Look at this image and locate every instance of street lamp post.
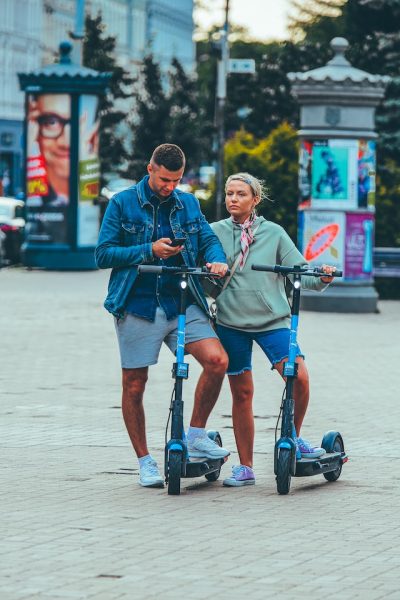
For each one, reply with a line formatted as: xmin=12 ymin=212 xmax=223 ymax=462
xmin=213 ymin=0 xmax=256 ymax=220
xmin=70 ymin=0 xmax=86 ymax=66
xmin=215 ymin=0 xmax=230 ymax=221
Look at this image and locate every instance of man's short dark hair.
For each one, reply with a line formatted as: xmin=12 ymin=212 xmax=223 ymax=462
xmin=151 ymin=144 xmax=186 ymax=171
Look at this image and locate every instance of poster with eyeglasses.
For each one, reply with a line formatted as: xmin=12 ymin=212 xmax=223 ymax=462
xmin=25 ymin=93 xmax=70 ymax=244
xmin=77 ymin=95 xmax=100 ymax=247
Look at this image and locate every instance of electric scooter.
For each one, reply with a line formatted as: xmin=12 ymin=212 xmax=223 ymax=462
xmin=251 ymin=263 xmax=348 ymax=495
xmin=137 ymin=264 xmax=226 ymax=495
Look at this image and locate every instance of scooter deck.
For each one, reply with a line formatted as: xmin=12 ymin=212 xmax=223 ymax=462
xmin=294 ymin=451 xmax=347 ymax=478
xmin=183 ymin=457 xmax=224 ymax=478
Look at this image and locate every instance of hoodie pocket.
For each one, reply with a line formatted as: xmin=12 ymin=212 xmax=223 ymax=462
xmin=217 ymin=289 xmax=289 ymax=328
xmin=218 ymin=290 xmax=269 ymax=328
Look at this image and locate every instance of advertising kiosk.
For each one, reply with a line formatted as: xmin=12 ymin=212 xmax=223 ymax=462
xmin=288 ymin=38 xmax=390 ymax=312
xmin=18 ymin=42 xmax=111 ymax=269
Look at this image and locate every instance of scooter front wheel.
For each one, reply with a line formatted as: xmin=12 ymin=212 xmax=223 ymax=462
xmin=276 ymin=448 xmax=292 ymax=495
xmin=168 ymin=450 xmax=182 ymax=495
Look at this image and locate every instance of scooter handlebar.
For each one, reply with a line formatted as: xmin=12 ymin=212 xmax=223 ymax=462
xmin=136 ymin=265 xmax=229 ymax=278
xmin=251 ymin=264 xmax=343 ymax=278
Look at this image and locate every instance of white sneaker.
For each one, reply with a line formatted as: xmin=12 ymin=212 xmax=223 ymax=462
xmin=187 ymin=436 xmax=230 ymax=459
xmin=139 ymin=460 xmax=164 ymax=488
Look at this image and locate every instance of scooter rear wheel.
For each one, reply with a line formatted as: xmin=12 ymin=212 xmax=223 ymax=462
xmin=168 ymin=450 xmax=182 ymax=495
xmin=276 ymin=448 xmax=292 ymax=495
xmin=323 ymin=435 xmax=344 ymax=482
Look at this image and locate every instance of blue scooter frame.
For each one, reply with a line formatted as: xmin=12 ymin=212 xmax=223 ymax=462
xmin=251 ymin=264 xmax=348 ymax=494
xmin=137 ymin=265 xmax=225 ymax=495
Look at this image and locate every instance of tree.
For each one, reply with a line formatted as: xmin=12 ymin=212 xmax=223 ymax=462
xmin=126 ymin=55 xmax=214 ymax=179
xmin=196 ymin=31 xmax=333 ymax=155
xmin=289 ymin=0 xmax=346 ymax=42
xmin=82 ymin=13 xmax=134 ymax=182
xmin=126 ymin=55 xmax=170 ymax=180
xmin=167 ymin=58 xmax=211 ymax=173
xmin=224 ymin=123 xmax=299 ymax=240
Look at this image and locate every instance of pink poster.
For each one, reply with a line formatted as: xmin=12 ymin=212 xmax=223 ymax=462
xmin=345 ymin=213 xmax=374 ymax=280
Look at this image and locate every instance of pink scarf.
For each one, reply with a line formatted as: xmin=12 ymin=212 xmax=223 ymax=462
xmin=232 ymin=212 xmax=257 ymax=270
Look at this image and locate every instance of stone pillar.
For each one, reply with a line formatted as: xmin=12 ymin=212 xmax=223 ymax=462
xmin=288 ymin=38 xmax=390 ymax=312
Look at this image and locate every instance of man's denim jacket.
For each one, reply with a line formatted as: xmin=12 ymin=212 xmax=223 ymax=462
xmin=95 ymin=177 xmax=227 ymax=319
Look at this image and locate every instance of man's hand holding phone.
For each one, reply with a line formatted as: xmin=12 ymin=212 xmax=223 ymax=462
xmin=169 ymin=237 xmax=186 ymax=247
xmin=152 ymin=237 xmax=185 ymax=259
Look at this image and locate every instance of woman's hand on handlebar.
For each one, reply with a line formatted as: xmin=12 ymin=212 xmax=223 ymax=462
xmin=320 ymin=264 xmax=337 ymax=283
xmin=206 ymin=262 xmax=229 ymax=277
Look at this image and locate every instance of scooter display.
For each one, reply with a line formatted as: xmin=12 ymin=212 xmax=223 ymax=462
xmin=137 ymin=264 xmax=226 ymax=495
xmin=251 ymin=263 xmax=348 ymax=495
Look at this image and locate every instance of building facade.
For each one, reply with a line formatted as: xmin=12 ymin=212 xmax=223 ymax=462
xmin=0 ymin=0 xmax=194 ymax=195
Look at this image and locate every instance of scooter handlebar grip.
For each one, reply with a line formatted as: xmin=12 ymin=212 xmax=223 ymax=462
xmin=137 ymin=265 xmax=163 ymax=274
xmin=251 ymin=264 xmax=277 ymax=272
xmin=317 ymin=269 xmax=343 ymax=278
xmin=204 ymin=269 xmax=231 ymax=277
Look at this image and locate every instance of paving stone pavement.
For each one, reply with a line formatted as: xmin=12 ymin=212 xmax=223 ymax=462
xmin=1 ymin=267 xmax=399 ymax=600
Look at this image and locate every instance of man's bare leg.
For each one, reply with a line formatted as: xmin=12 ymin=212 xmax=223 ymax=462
xmin=122 ymin=367 xmax=149 ymax=458
xmin=185 ymin=338 xmax=228 ymax=426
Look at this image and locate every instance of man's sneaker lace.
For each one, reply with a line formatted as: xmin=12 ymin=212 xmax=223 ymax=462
xmin=139 ymin=459 xmax=164 ymax=488
xmin=296 ymin=437 xmax=325 ymax=459
xmin=223 ymin=465 xmax=255 ymax=487
xmin=187 ymin=436 xmax=230 ymax=459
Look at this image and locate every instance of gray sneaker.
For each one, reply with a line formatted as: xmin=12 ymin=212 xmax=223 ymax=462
xmin=139 ymin=460 xmax=164 ymax=488
xmin=187 ymin=436 xmax=230 ymax=459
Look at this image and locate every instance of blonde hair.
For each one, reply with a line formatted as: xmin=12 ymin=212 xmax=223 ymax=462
xmin=225 ymin=172 xmax=270 ymax=203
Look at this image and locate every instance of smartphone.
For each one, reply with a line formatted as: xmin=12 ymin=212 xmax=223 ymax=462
xmin=169 ymin=237 xmax=186 ymax=247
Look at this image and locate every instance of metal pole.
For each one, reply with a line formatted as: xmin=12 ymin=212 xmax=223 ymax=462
xmin=215 ymin=0 xmax=229 ymax=221
xmin=70 ymin=0 xmax=85 ymax=65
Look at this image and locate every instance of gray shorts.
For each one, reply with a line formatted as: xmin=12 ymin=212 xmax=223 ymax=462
xmin=114 ymin=304 xmax=218 ymax=369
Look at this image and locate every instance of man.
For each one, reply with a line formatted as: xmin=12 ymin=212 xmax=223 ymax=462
xmin=95 ymin=144 xmax=230 ymax=488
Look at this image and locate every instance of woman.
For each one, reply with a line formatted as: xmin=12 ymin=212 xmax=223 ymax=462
xmin=210 ymin=172 xmax=335 ymax=487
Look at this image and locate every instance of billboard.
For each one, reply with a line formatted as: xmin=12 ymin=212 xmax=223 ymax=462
xmin=26 ymin=93 xmax=71 ymax=244
xmin=357 ymin=140 xmax=376 ymax=210
xmin=299 ymin=139 xmax=375 ymax=211
xmin=298 ymin=210 xmax=345 ymax=272
xmin=299 ymin=141 xmax=312 ymax=208
xmin=298 ymin=210 xmax=375 ymax=280
xmin=77 ymin=95 xmax=100 ymax=247
xmin=345 ymin=213 xmax=374 ymax=280
xmin=311 ymin=140 xmax=358 ymax=209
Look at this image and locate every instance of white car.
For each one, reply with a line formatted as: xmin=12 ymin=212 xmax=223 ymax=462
xmin=0 ymin=197 xmax=25 ymax=264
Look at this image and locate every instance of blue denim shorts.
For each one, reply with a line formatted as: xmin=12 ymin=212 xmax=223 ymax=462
xmin=215 ymin=325 xmax=304 ymax=375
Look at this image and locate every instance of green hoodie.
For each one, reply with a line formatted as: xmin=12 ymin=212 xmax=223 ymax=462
xmin=210 ymin=216 xmax=327 ymax=332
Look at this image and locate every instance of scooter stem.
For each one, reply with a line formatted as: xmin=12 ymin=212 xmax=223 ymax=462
xmin=171 ymin=274 xmax=189 ymax=442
